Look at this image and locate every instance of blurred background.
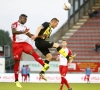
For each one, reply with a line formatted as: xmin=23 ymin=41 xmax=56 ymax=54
xmin=0 ymin=0 xmax=100 ymax=84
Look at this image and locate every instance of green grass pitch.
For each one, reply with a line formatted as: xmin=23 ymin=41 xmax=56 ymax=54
xmin=0 ymin=83 xmax=100 ymax=90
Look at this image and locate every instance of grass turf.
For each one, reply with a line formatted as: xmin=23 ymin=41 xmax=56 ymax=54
xmin=0 ymin=83 xmax=100 ymax=90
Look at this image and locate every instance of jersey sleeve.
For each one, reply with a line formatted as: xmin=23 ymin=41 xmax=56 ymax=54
xmin=42 ymin=22 xmax=49 ymax=28
xmin=68 ymin=49 xmax=72 ymax=56
xmin=11 ymin=22 xmax=18 ymax=29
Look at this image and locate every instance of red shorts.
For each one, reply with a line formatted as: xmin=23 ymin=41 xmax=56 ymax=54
xmin=22 ymin=74 xmax=27 ymax=80
xmin=86 ymin=75 xmax=90 ymax=78
xmin=22 ymin=74 xmax=27 ymax=77
xmin=12 ymin=42 xmax=34 ymax=60
xmin=59 ymin=65 xmax=68 ymax=76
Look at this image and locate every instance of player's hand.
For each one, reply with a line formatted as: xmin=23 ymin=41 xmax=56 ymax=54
xmin=69 ymin=53 xmax=76 ymax=60
xmin=23 ymin=28 xmax=30 ymax=34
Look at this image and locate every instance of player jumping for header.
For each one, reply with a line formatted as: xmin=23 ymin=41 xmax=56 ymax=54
xmin=32 ymin=18 xmax=76 ymax=80
xmin=11 ymin=14 xmax=47 ymax=88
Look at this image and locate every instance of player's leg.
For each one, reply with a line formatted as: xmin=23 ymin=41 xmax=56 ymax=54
xmin=53 ymin=43 xmax=76 ymax=61
xmin=23 ymin=42 xmax=44 ymax=66
xmin=60 ymin=66 xmax=72 ymax=90
xmin=88 ymin=75 xmax=90 ymax=83
xmin=59 ymin=66 xmax=64 ymax=90
xmin=35 ymin=40 xmax=54 ymax=80
xmin=87 ymin=75 xmax=90 ymax=83
xmin=39 ymin=50 xmax=52 ymax=80
xmin=22 ymin=74 xmax=23 ymax=82
xmin=23 ymin=74 xmax=25 ymax=82
xmin=12 ymin=43 xmax=23 ymax=88
xmin=24 ymin=74 xmax=27 ymax=82
xmin=86 ymin=75 xmax=88 ymax=83
xmin=27 ymin=74 xmax=30 ymax=82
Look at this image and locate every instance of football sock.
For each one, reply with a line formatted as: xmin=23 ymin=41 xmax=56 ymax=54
xmin=24 ymin=75 xmax=27 ymax=82
xmin=14 ymin=61 xmax=19 ymax=82
xmin=57 ymin=46 xmax=68 ymax=58
xmin=40 ymin=60 xmax=50 ymax=74
xmin=60 ymin=77 xmax=64 ymax=90
xmin=63 ymin=77 xmax=70 ymax=89
xmin=44 ymin=60 xmax=50 ymax=64
xmin=32 ymin=51 xmax=44 ymax=66
xmin=88 ymin=77 xmax=89 ymax=81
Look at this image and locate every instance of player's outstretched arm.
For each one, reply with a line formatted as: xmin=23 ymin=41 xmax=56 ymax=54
xmin=26 ymin=32 xmax=34 ymax=38
xmin=12 ymin=28 xmax=29 ymax=34
xmin=35 ymin=25 xmax=44 ymax=36
xmin=68 ymin=59 xmax=73 ymax=66
xmin=26 ymin=32 xmax=44 ymax=40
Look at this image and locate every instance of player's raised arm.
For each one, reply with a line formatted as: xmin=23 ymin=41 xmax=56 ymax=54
xmin=35 ymin=22 xmax=49 ymax=36
xmin=26 ymin=31 xmax=35 ymax=38
xmin=35 ymin=25 xmax=44 ymax=37
xmin=12 ymin=27 xmax=29 ymax=34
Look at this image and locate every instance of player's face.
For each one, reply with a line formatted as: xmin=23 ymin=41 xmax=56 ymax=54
xmin=20 ymin=16 xmax=27 ymax=24
xmin=51 ymin=20 xmax=59 ymax=29
xmin=62 ymin=41 xmax=67 ymax=47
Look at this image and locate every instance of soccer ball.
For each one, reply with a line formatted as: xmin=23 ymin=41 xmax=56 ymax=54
xmin=63 ymin=2 xmax=71 ymax=10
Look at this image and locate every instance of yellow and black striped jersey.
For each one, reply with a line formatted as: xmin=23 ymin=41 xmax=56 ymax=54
xmin=38 ymin=22 xmax=52 ymax=40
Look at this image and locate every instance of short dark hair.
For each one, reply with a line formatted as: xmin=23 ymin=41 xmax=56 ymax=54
xmin=51 ymin=18 xmax=59 ymax=22
xmin=19 ymin=14 xmax=27 ymax=18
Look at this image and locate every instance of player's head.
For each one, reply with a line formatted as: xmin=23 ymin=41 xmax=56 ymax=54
xmin=19 ymin=14 xmax=27 ymax=24
xmin=23 ymin=65 xmax=25 ymax=67
xmin=50 ymin=18 xmax=59 ymax=29
xmin=62 ymin=40 xmax=67 ymax=47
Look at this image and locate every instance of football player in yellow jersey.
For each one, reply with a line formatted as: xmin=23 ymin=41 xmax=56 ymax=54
xmin=33 ymin=18 xmax=76 ymax=80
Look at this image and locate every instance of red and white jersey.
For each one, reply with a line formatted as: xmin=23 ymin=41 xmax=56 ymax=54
xmin=11 ymin=22 xmax=28 ymax=42
xmin=59 ymin=48 xmax=72 ymax=66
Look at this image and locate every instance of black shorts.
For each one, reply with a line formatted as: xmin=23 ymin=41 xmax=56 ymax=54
xmin=35 ymin=39 xmax=54 ymax=56
xmin=27 ymin=74 xmax=30 ymax=77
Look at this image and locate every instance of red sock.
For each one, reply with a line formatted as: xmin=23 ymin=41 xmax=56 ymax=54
xmin=24 ymin=76 xmax=25 ymax=82
xmin=24 ymin=75 xmax=27 ymax=82
xmin=60 ymin=77 xmax=64 ymax=90
xmin=32 ymin=51 xmax=44 ymax=66
xmin=14 ymin=61 xmax=19 ymax=81
xmin=63 ymin=77 xmax=70 ymax=89
xmin=88 ymin=77 xmax=89 ymax=81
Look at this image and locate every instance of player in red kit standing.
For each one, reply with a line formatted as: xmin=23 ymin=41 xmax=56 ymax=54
xmin=11 ymin=14 xmax=47 ymax=88
xmin=56 ymin=40 xmax=74 ymax=90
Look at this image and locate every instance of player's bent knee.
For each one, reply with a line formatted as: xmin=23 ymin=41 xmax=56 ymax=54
xmin=46 ymin=53 xmax=52 ymax=61
xmin=53 ymin=43 xmax=59 ymax=48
